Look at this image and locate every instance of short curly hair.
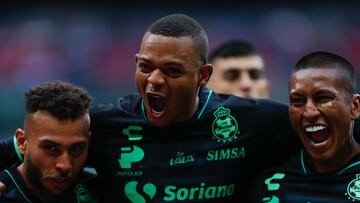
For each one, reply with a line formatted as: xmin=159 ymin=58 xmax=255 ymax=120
xmin=25 ymin=81 xmax=92 ymax=120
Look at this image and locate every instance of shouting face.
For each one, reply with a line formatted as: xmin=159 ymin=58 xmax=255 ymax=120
xmin=135 ymin=33 xmax=211 ymax=127
xmin=289 ymin=68 xmax=360 ymax=169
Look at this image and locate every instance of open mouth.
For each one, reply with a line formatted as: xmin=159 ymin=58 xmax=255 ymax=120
xmin=147 ymin=93 xmax=167 ymax=114
xmin=305 ymin=125 xmax=330 ymax=145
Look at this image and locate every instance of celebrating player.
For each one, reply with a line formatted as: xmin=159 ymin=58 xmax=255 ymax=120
xmin=252 ymin=51 xmax=360 ymax=202
xmin=1 ymin=14 xmax=300 ymax=202
xmin=0 ymin=81 xmax=98 ymax=203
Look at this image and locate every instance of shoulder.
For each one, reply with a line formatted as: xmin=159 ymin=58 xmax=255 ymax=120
xmin=256 ymin=151 xmax=303 ymax=182
xmin=0 ymin=169 xmax=13 ymax=186
xmin=90 ymin=94 xmax=142 ymax=124
xmin=0 ymin=167 xmax=27 ymax=202
xmin=204 ymin=90 xmax=288 ymax=120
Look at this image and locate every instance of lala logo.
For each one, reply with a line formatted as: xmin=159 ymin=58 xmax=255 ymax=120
xmin=169 ymin=152 xmax=195 ymax=166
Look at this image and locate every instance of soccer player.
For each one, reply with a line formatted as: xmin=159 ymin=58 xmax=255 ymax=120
xmin=1 ymin=14 xmax=300 ymax=202
xmin=251 ymin=51 xmax=360 ymax=202
xmin=87 ymin=14 xmax=298 ymax=202
xmin=0 ymin=81 xmax=98 ymax=203
xmin=207 ymin=40 xmax=270 ymax=98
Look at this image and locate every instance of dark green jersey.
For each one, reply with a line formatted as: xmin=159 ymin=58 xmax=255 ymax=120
xmin=89 ymin=87 xmax=300 ymax=202
xmin=252 ymin=149 xmax=360 ymax=203
xmin=0 ymin=165 xmax=99 ymax=203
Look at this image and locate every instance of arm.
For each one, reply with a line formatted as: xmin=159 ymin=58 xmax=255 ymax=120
xmin=0 ymin=136 xmax=22 ymax=170
xmin=0 ymin=135 xmax=22 ymax=194
xmin=262 ymin=100 xmax=301 ymax=166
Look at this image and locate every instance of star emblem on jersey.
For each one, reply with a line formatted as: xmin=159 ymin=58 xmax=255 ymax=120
xmin=346 ymin=174 xmax=360 ymax=201
xmin=211 ymin=107 xmax=239 ymax=143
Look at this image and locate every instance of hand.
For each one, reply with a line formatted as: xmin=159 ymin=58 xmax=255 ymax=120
xmin=0 ymin=181 xmax=6 ymax=196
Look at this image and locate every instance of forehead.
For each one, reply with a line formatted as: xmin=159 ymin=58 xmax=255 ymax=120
xmin=213 ymin=56 xmax=264 ymax=70
xmin=25 ymin=111 xmax=90 ymax=142
xmin=139 ymin=33 xmax=199 ymax=61
xmin=289 ymin=68 xmax=349 ymax=91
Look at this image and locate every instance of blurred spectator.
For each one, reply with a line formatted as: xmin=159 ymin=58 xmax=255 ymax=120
xmin=207 ymin=40 xmax=270 ymax=98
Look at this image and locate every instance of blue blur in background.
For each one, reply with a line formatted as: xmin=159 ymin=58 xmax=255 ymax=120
xmin=0 ymin=2 xmax=360 ymax=137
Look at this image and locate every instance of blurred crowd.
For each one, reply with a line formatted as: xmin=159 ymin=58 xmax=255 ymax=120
xmin=0 ymin=3 xmax=360 ymax=136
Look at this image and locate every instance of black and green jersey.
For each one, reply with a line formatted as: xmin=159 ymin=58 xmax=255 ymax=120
xmin=88 ymin=87 xmax=300 ymax=202
xmin=0 ymin=165 xmax=99 ymax=203
xmin=251 ymin=149 xmax=360 ymax=203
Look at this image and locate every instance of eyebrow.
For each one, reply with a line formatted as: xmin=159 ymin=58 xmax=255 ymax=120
xmin=137 ymin=56 xmax=153 ymax=65
xmin=39 ymin=139 xmax=88 ymax=146
xmin=315 ymin=89 xmax=336 ymax=94
xmin=39 ymin=140 xmax=60 ymax=146
xmin=137 ymin=56 xmax=184 ymax=68
xmin=289 ymin=91 xmax=302 ymax=97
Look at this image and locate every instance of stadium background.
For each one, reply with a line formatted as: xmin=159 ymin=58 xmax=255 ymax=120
xmin=0 ymin=2 xmax=359 ymax=137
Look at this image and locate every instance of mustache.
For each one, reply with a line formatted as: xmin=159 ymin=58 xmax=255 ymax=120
xmin=41 ymin=172 xmax=72 ymax=179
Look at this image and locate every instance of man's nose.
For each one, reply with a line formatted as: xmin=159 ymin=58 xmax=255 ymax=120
xmin=303 ymin=100 xmax=321 ymax=121
xmin=239 ymin=71 xmax=252 ymax=88
xmin=237 ymin=72 xmax=252 ymax=96
xmin=147 ymin=69 xmax=165 ymax=85
xmin=56 ymin=152 xmax=72 ymax=173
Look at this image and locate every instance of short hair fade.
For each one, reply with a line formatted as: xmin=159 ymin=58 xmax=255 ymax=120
xmin=147 ymin=13 xmax=209 ymax=64
xmin=209 ymin=40 xmax=261 ymax=63
xmin=25 ymin=81 xmax=92 ymax=120
xmin=294 ymin=51 xmax=356 ymax=95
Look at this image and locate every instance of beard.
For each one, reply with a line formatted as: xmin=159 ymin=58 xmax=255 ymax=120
xmin=25 ymin=155 xmax=77 ymax=203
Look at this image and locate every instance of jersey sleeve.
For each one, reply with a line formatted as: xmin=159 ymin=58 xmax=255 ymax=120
xmin=87 ymin=104 xmax=116 ymax=168
xmin=261 ymin=100 xmax=302 ymax=166
xmin=0 ymin=136 xmax=22 ymax=170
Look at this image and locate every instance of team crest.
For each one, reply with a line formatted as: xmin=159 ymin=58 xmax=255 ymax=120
xmin=212 ymin=107 xmax=239 ymax=143
xmin=75 ymin=184 xmax=98 ymax=203
xmin=346 ymin=174 xmax=360 ymax=201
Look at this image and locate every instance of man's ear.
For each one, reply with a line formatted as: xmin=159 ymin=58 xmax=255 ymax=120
xmin=135 ymin=53 xmax=139 ymax=63
xmin=15 ymin=129 xmax=27 ymax=155
xmin=351 ymin=94 xmax=360 ymax=119
xmin=198 ymin=64 xmax=213 ymax=87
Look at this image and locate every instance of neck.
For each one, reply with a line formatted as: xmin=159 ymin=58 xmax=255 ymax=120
xmin=307 ymin=135 xmax=360 ymax=173
xmin=175 ymin=90 xmax=200 ymax=125
xmin=17 ymin=164 xmax=31 ymax=190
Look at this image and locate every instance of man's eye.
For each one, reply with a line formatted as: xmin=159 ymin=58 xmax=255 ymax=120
xmin=290 ymin=97 xmax=305 ymax=106
xmin=223 ymin=69 xmax=240 ymax=82
xmin=138 ymin=63 xmax=152 ymax=73
xmin=44 ymin=145 xmax=57 ymax=153
xmin=167 ymin=67 xmax=182 ymax=76
xmin=318 ymin=96 xmax=333 ymax=103
xmin=70 ymin=144 xmax=86 ymax=156
xmin=248 ymin=69 xmax=263 ymax=80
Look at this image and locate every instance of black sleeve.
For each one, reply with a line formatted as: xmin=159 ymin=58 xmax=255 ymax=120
xmin=0 ymin=136 xmax=22 ymax=170
xmin=262 ymin=100 xmax=302 ymax=167
xmin=86 ymin=104 xmax=114 ymax=168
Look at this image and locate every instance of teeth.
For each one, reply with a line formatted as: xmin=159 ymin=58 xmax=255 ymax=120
xmin=305 ymin=125 xmax=326 ymax=132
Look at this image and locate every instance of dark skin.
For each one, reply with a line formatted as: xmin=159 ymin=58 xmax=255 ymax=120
xmin=289 ymin=68 xmax=360 ymax=173
xmin=7 ymin=111 xmax=90 ymax=200
xmin=135 ymin=33 xmax=213 ymax=127
xmin=0 ymin=33 xmax=214 ymax=195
